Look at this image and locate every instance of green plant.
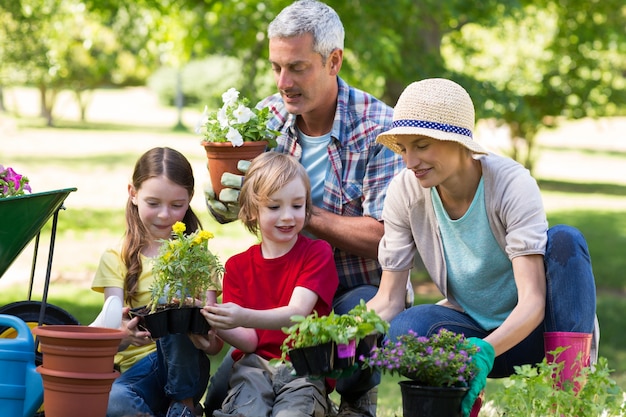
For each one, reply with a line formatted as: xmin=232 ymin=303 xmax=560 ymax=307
xmin=361 ymin=328 xmax=479 ymax=388
xmin=149 ymin=221 xmax=223 ymax=311
xmin=195 ymin=87 xmax=279 ymax=148
xmin=0 ymin=165 xmax=31 ymax=197
xmin=491 ymin=351 xmax=625 ymax=416
xmin=348 ymin=299 xmax=390 ymax=340
xmin=273 ymin=300 xmax=389 ymax=365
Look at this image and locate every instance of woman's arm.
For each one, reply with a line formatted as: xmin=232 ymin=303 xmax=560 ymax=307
xmin=483 ymin=254 xmax=546 ymax=356
xmin=366 ymin=269 xmax=410 ymax=323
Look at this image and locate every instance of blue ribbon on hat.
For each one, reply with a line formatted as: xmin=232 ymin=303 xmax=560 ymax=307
xmin=392 ymin=119 xmax=472 ymax=138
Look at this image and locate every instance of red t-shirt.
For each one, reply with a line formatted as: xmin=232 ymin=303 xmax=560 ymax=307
xmin=224 ymin=234 xmax=339 ymax=361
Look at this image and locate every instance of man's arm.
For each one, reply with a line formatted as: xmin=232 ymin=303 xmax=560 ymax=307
xmin=304 ymin=207 xmax=383 ymax=260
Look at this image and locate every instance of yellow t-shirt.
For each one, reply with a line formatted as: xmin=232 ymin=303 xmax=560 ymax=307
xmin=91 ymin=247 xmax=156 ymax=373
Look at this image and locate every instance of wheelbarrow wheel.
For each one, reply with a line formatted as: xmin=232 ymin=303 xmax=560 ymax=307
xmin=0 ymin=300 xmax=80 ymax=417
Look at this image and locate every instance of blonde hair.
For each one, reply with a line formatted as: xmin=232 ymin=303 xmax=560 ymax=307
xmin=238 ymin=152 xmax=312 ymax=236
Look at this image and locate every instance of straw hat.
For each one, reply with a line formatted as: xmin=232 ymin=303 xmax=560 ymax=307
xmin=377 ymin=78 xmax=487 ymax=154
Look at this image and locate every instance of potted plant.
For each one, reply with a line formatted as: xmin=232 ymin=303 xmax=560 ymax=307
xmin=0 ymin=165 xmax=31 ymax=197
xmin=130 ymin=221 xmax=223 ymax=338
xmin=361 ymin=328 xmax=479 ymax=417
xmin=274 ymin=300 xmax=389 ymax=377
xmin=490 ymin=351 xmax=625 ymax=416
xmin=195 ymin=87 xmax=280 ymax=198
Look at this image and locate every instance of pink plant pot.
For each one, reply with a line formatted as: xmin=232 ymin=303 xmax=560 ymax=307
xmin=544 ymin=331 xmax=591 ymax=391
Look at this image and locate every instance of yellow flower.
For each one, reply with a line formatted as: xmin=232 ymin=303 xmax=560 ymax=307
xmin=199 ymin=230 xmax=214 ymax=240
xmin=150 ymin=221 xmax=223 ymax=309
xmin=172 ymin=221 xmax=186 ymax=235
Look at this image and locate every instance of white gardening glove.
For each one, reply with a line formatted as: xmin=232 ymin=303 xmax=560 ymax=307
xmin=204 ymin=160 xmax=250 ymax=224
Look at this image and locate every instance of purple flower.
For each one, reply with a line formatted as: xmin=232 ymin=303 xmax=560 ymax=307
xmin=361 ymin=328 xmax=479 ymax=388
xmin=0 ymin=166 xmax=31 ymax=198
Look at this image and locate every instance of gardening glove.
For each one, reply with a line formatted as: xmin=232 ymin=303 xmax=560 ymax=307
xmin=461 ymin=337 xmax=495 ymax=417
xmin=204 ymin=160 xmax=251 ymax=224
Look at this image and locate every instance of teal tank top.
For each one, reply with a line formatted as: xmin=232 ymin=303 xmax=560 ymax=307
xmin=431 ymin=178 xmax=517 ymax=330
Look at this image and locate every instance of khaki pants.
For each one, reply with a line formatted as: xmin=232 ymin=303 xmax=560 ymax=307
xmin=213 ymin=353 xmax=328 ymax=417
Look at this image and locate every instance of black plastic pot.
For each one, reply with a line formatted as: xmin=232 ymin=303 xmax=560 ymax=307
xmin=289 ymin=342 xmax=334 ymax=376
xmin=333 ymin=339 xmax=356 ymax=370
xmin=189 ymin=307 xmax=211 ymax=335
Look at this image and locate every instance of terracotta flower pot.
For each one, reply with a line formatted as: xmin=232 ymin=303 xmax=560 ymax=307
xmin=202 ymin=140 xmax=268 ymax=197
xmin=32 ymin=325 xmax=124 ymax=417
xmin=36 ymin=366 xmax=120 ymax=417
xmin=33 ymin=325 xmax=125 ymax=374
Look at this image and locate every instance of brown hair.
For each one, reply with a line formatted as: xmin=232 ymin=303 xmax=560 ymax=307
xmin=122 ymin=147 xmax=201 ymax=306
xmin=238 ymin=152 xmax=311 ymax=236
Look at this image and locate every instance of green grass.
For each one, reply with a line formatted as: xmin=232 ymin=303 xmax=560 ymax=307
xmin=547 ymin=209 xmax=626 ymax=289
xmin=0 ymin=283 xmax=102 ymax=326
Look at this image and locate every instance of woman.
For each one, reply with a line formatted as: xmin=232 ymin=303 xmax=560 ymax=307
xmin=366 ymin=78 xmax=598 ymax=417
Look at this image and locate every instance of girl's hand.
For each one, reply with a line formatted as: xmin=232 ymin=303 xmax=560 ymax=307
xmin=118 ymin=307 xmax=153 ymax=350
xmin=189 ymin=330 xmax=224 ymax=355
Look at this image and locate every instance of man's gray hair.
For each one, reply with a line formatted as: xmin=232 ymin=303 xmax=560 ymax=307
xmin=268 ymin=0 xmax=344 ymax=62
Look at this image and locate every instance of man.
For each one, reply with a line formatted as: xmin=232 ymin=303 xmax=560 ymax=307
xmin=205 ymin=1 xmax=404 ymax=416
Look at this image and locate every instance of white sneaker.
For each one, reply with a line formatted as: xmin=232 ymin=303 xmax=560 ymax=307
xmin=89 ymin=296 xmax=123 ymax=329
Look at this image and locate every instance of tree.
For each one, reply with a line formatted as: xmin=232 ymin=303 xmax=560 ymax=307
xmin=1 ymin=0 xmax=157 ymax=125
xmin=444 ymin=1 xmax=626 ymax=169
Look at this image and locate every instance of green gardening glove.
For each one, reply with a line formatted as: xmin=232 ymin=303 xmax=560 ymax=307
xmin=461 ymin=338 xmax=495 ymax=417
xmin=204 ymin=160 xmax=251 ymax=224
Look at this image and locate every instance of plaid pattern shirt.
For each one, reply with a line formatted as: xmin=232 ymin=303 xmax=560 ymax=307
xmin=258 ymin=77 xmax=404 ymax=290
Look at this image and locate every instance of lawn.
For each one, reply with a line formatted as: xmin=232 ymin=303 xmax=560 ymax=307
xmin=1 ymin=88 xmax=625 ymax=416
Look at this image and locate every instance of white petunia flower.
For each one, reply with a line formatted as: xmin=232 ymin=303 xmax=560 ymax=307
xmin=226 ymin=127 xmax=243 ymax=147
xmin=217 ymin=107 xmax=229 ymax=128
xmin=222 ymin=88 xmax=239 ymax=107
xmin=233 ymin=104 xmax=254 ymax=124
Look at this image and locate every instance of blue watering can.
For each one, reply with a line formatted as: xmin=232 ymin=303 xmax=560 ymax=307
xmin=0 ymin=314 xmax=43 ymax=417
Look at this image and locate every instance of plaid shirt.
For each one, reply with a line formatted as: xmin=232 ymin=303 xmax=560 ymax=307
xmin=258 ymin=77 xmax=404 ymax=290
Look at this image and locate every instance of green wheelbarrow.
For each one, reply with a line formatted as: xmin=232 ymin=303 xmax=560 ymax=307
xmin=0 ymin=188 xmax=81 ymax=417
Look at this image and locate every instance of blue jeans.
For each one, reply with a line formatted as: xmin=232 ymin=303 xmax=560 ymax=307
xmin=107 ymin=333 xmax=210 ymax=417
xmin=389 ymin=225 xmax=597 ymax=378
xmin=203 ymin=285 xmax=380 ymax=414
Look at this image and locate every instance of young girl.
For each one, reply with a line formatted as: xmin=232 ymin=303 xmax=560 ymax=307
xmin=196 ymin=152 xmax=339 ymax=417
xmin=91 ymin=147 xmax=223 ymax=417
